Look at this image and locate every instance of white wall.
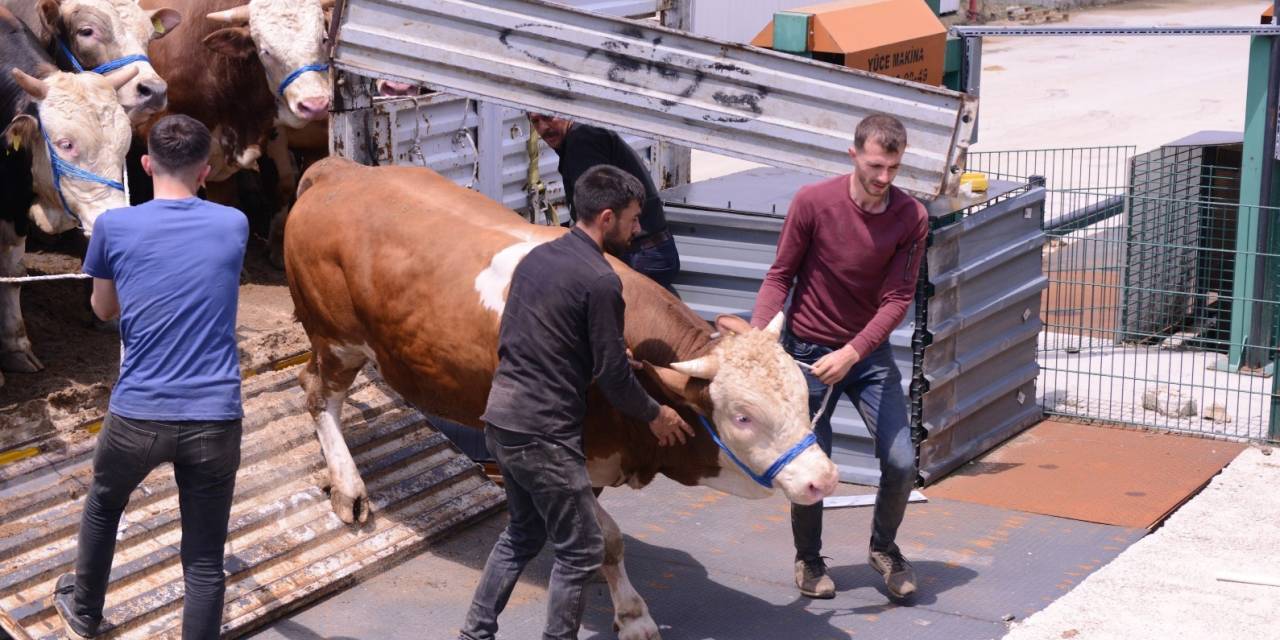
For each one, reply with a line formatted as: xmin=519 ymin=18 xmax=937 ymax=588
xmin=688 ymin=0 xmax=799 ymax=44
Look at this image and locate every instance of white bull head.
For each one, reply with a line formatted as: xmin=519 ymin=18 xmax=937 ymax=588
xmin=649 ymin=312 xmax=840 ymax=505
xmin=4 ymin=67 xmax=137 ymax=235
xmin=37 ymin=0 xmax=182 ymax=124
xmin=204 ymin=0 xmax=331 ymax=129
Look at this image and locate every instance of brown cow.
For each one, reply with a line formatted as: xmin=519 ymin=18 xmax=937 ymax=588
xmin=285 ymin=157 xmax=839 ymax=639
xmin=140 ymin=0 xmax=330 ymax=182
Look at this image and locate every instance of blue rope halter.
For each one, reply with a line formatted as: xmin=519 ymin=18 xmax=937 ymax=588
xmin=57 ymin=38 xmax=150 ymax=75
xmin=277 ymin=62 xmax=329 ymax=96
xmin=38 ymin=116 xmax=126 ymax=227
xmin=696 ymin=415 xmax=819 ymax=489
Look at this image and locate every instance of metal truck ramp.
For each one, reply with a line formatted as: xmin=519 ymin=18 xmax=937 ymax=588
xmin=330 ymin=0 xmax=976 ymax=198
xmin=0 ymin=365 xmax=504 ymax=640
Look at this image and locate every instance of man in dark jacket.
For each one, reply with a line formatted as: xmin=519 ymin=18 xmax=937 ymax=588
xmin=528 ymin=113 xmax=681 ymax=292
xmin=459 ymin=165 xmax=692 ymax=640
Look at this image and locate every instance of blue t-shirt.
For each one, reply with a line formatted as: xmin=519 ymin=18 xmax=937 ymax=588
xmin=83 ymin=197 xmax=249 ymax=421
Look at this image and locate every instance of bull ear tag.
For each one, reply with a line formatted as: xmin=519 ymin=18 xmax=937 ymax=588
xmin=153 ymin=17 xmax=167 ymax=34
xmin=7 ymin=132 xmax=20 ymax=152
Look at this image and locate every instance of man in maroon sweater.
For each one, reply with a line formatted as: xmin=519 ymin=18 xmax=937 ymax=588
xmin=751 ymin=114 xmax=927 ymax=601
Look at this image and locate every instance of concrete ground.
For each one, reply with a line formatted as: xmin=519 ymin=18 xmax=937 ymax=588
xmin=691 ymin=0 xmax=1260 ymax=182
xmin=249 ymin=477 xmax=1145 ymax=640
xmin=1004 ymin=446 xmax=1280 ymax=640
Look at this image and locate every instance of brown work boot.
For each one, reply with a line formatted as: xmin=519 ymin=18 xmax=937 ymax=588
xmin=868 ymin=548 xmax=918 ymax=599
xmin=794 ymin=558 xmax=835 ymax=599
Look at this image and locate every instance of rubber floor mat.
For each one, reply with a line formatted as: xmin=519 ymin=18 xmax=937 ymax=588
xmin=926 ymin=420 xmax=1246 ymax=529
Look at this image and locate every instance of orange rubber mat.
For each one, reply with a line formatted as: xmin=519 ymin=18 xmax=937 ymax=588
xmin=926 ymin=420 xmax=1246 ymax=529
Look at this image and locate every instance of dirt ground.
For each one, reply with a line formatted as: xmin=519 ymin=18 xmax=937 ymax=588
xmin=0 ymin=232 xmax=305 ymax=447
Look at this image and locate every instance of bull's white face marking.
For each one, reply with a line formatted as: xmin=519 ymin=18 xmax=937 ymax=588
xmin=474 ymin=240 xmax=544 ymax=317
xmin=688 ymin=330 xmax=840 ymax=505
xmin=248 ymin=0 xmax=329 ymax=126
xmin=58 ymin=0 xmax=170 ymax=123
xmin=31 ymin=71 xmax=133 ymax=235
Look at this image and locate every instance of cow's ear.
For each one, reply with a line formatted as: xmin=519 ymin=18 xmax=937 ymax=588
xmin=4 ymin=115 xmax=39 ymax=154
xmin=148 ymin=8 xmax=182 ymax=40
xmin=642 ymin=362 xmax=710 ymax=413
xmin=714 ymin=314 xmax=752 ymax=336
xmin=36 ymin=0 xmax=62 ymax=41
xmin=202 ymin=27 xmax=255 ymax=59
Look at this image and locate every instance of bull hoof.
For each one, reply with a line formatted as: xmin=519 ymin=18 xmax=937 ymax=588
xmin=328 ymin=487 xmax=371 ymax=524
xmin=0 ymin=349 xmax=44 ymax=373
xmin=614 ymin=614 xmax=661 ymax=640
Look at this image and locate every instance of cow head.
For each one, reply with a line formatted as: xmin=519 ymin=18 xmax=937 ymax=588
xmin=204 ymin=0 xmax=332 ymax=129
xmin=4 ymin=67 xmax=136 ymax=235
xmin=37 ymin=0 xmax=182 ymax=124
xmin=646 ymin=313 xmax=840 ymax=505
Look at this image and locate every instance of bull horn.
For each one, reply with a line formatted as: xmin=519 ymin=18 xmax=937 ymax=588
xmin=763 ymin=311 xmax=785 ymax=337
xmin=11 ymin=69 xmax=48 ymax=100
xmin=207 ymin=4 xmax=250 ymax=24
xmin=670 ymin=354 xmax=719 ymax=380
xmin=104 ymin=65 xmax=140 ymax=91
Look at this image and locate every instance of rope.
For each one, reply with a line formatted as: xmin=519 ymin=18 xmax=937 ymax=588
xmin=0 ymin=273 xmax=91 ymax=284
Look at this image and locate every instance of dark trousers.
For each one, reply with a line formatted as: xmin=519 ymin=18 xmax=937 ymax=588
xmin=461 ymin=426 xmax=604 ymax=640
xmin=71 ymin=413 xmax=241 ymax=640
xmin=625 ymin=235 xmax=680 ymax=293
xmin=784 ymin=334 xmax=916 ymax=560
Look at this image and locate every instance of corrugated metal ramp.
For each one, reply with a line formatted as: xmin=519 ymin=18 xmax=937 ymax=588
xmin=0 ymin=365 xmax=504 ymax=640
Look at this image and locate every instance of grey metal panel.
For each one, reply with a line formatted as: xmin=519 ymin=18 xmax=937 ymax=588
xmin=332 ymin=0 xmax=977 ymax=198
xmin=916 ymin=186 xmax=1048 ymax=483
xmin=337 ymin=92 xmax=659 ymax=217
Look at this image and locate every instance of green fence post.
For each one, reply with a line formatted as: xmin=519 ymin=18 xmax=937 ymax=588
xmin=771 ymin=11 xmax=812 ymax=57
xmin=1230 ymin=35 xmax=1280 ymax=372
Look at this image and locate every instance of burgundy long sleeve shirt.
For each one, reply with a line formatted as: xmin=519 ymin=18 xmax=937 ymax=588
xmin=750 ymin=175 xmax=928 ymax=358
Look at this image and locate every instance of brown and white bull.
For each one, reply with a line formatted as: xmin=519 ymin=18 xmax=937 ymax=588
xmin=2 ymin=0 xmax=181 ymax=124
xmin=285 ymin=157 xmax=839 ymax=639
xmin=1 ymin=6 xmax=138 ymax=384
xmin=140 ymin=0 xmax=330 ymax=182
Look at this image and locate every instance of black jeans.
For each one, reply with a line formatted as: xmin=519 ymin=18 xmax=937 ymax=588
xmin=71 ymin=413 xmax=241 ymax=640
xmin=783 ymin=333 xmax=916 ymax=560
xmin=625 ymin=235 xmax=680 ymax=293
xmin=461 ymin=426 xmax=604 ymax=640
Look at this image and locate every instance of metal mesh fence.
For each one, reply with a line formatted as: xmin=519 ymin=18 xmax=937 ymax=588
xmin=969 ymin=144 xmax=1279 ymax=442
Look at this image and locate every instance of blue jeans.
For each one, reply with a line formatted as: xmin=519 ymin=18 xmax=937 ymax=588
xmin=625 ymin=236 xmax=680 ymax=293
xmin=461 ymin=426 xmax=604 ymax=640
xmin=72 ymin=413 xmax=241 ymax=640
xmin=783 ymin=333 xmax=916 ymax=558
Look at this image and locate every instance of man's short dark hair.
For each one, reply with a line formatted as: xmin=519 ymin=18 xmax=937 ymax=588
xmin=573 ymin=165 xmax=645 ymax=223
xmin=147 ymin=114 xmax=211 ymax=173
xmin=854 ymin=113 xmax=908 ymax=154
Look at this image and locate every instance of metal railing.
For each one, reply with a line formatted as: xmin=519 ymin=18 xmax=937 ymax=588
xmin=970 ymin=144 xmax=1279 ymax=442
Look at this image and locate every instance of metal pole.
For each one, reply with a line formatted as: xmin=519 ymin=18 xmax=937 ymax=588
xmin=1267 ymin=1 xmax=1280 ymax=441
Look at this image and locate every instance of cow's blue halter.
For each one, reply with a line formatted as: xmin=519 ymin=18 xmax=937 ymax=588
xmin=57 ymin=38 xmax=150 ymax=75
xmin=697 ymin=415 xmax=818 ymax=489
xmin=695 ymin=360 xmax=832 ymax=489
xmin=278 ymin=62 xmax=329 ymax=96
xmin=38 ymin=115 xmax=126 ymax=226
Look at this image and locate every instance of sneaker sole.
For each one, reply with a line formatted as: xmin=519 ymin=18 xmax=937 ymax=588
xmin=797 ymin=586 xmax=836 ymax=599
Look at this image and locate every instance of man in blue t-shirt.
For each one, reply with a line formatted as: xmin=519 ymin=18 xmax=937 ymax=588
xmin=53 ymin=115 xmax=248 ymax=640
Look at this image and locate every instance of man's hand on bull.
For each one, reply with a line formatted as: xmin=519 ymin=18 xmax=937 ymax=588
xmin=810 ymin=345 xmax=861 ymax=386
xmin=649 ymin=405 xmax=694 ymax=446
xmin=626 ymin=348 xmax=642 ymax=370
